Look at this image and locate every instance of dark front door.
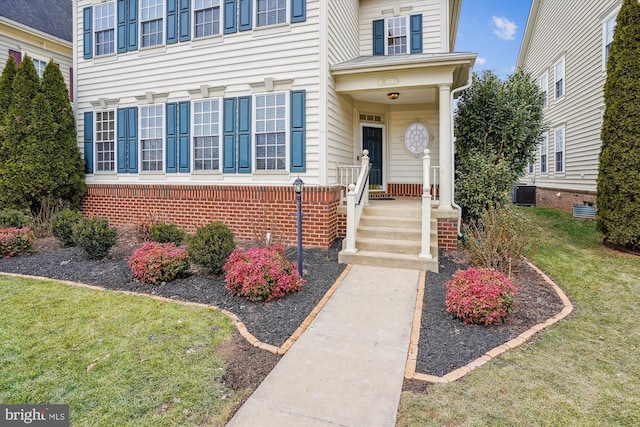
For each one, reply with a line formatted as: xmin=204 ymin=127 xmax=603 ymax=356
xmin=362 ymin=126 xmax=383 ymax=189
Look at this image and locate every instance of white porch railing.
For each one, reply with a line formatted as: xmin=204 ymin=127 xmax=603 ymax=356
xmin=337 ymin=164 xmax=361 ymax=203
xmin=420 ymin=149 xmax=433 ymax=259
xmin=343 ymin=150 xmax=370 ymax=254
xmin=430 ymin=166 xmax=440 ymax=201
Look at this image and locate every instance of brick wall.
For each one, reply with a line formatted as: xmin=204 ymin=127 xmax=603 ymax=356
xmin=536 ymin=187 xmax=596 ymax=212
xmin=386 ymin=183 xmax=439 ymax=199
xmin=82 ymin=184 xmax=342 ymax=248
xmin=437 ymin=218 xmax=459 ymax=250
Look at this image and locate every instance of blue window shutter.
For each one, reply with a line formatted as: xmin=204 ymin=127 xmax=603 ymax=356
xmin=223 ymin=98 xmax=237 ymax=173
xmin=127 ymin=0 xmax=138 ymax=51
xmin=117 ymin=108 xmax=127 ymax=172
xmin=373 ymin=19 xmax=384 ymax=56
xmin=84 ymin=112 xmax=94 ymax=173
xmin=290 ymin=90 xmax=306 ymax=172
xmin=410 ymin=14 xmax=422 ymax=54
xmin=237 ymin=96 xmax=251 ymax=173
xmin=117 ymin=0 xmax=127 ymax=52
xmin=179 ymin=0 xmax=191 ymax=41
xmin=224 ymin=0 xmax=237 ymax=34
xmin=178 ymin=101 xmax=190 ymax=172
xmin=127 ymin=108 xmax=138 ymax=172
xmin=238 ymin=0 xmax=251 ymax=31
xmin=166 ymin=0 xmax=178 ymax=44
xmin=83 ymin=7 xmax=93 ymax=59
xmin=166 ymin=103 xmax=178 ymax=172
xmin=291 ymin=0 xmax=305 ymax=23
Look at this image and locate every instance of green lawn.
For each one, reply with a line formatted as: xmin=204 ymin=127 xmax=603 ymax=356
xmin=0 ymin=277 xmax=243 ymax=426
xmin=398 ymin=207 xmax=640 ymax=426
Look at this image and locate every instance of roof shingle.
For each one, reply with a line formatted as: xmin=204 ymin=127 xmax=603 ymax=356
xmin=0 ymin=0 xmax=72 ymax=43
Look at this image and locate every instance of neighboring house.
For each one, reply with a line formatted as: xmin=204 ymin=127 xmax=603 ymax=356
xmin=74 ymin=0 xmax=475 ymax=270
xmin=0 ymin=0 xmax=74 ymax=97
xmin=517 ymin=0 xmax=621 ymax=212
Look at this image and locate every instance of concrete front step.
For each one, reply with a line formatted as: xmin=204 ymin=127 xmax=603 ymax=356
xmin=338 ymin=250 xmax=439 ymax=272
xmin=358 ymin=216 xmax=422 ymax=229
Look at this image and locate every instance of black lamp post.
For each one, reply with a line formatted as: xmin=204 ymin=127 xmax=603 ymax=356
xmin=293 ymin=177 xmax=304 ymax=276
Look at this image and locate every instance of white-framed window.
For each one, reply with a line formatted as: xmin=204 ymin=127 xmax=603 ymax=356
xmin=404 ymin=122 xmax=428 ymax=155
xmin=94 ymin=2 xmax=115 ymax=56
xmin=539 ymin=71 xmax=548 ymax=107
xmin=540 ymin=133 xmax=548 ymax=174
xmin=254 ymin=92 xmax=288 ymax=171
xmin=32 ymin=58 xmax=47 ymax=79
xmin=554 ymin=56 xmax=565 ymax=99
xmin=140 ymin=105 xmax=164 ymax=171
xmin=192 ymin=98 xmax=221 ymax=171
xmin=603 ymin=10 xmax=618 ymax=69
xmin=386 ymin=16 xmax=408 ymax=55
xmin=256 ymin=0 xmax=286 ymax=27
xmin=528 ymin=160 xmax=535 ymax=175
xmin=194 ymin=0 xmax=221 ymax=38
xmin=141 ymin=0 xmax=164 ymax=47
xmin=555 ymin=127 xmax=565 ymax=173
xmin=95 ymin=110 xmax=116 ymax=172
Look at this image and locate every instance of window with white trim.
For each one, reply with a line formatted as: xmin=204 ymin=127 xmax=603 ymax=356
xmin=540 ymin=133 xmax=548 ymax=174
xmin=141 ymin=0 xmax=164 ymax=47
xmin=193 ymin=99 xmax=221 ymax=171
xmin=32 ymin=58 xmax=47 ymax=79
xmin=540 ymin=71 xmax=548 ymax=107
xmin=94 ymin=2 xmax=115 ymax=56
xmin=95 ymin=110 xmax=115 ymax=172
xmin=256 ymin=0 xmax=286 ymax=27
xmin=255 ymin=92 xmax=287 ymax=171
xmin=603 ymin=12 xmax=617 ymax=67
xmin=554 ymin=56 xmax=565 ymax=99
xmin=555 ymin=127 xmax=565 ymax=173
xmin=528 ymin=160 xmax=535 ymax=174
xmin=194 ymin=0 xmax=220 ymax=38
xmin=386 ymin=16 xmax=408 ymax=55
xmin=140 ymin=105 xmax=164 ymax=171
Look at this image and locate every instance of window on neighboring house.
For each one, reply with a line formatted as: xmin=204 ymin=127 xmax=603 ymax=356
xmin=193 ymin=99 xmax=221 ymax=170
xmin=94 ymin=2 xmax=115 ymax=55
xmin=554 ymin=56 xmax=565 ymax=99
xmin=32 ymin=58 xmax=47 ymax=79
xmin=603 ymin=13 xmax=617 ymax=67
xmin=555 ymin=127 xmax=565 ymax=173
xmin=95 ymin=110 xmax=115 ymax=172
xmin=540 ymin=71 xmax=548 ymax=107
xmin=528 ymin=160 xmax=535 ymax=175
xmin=256 ymin=0 xmax=286 ymax=27
xmin=540 ymin=133 xmax=548 ymax=174
xmin=141 ymin=0 xmax=164 ymax=47
xmin=140 ymin=105 xmax=164 ymax=171
xmin=386 ymin=16 xmax=408 ymax=55
xmin=255 ymin=92 xmax=287 ymax=171
xmin=194 ymin=0 xmax=220 ymax=38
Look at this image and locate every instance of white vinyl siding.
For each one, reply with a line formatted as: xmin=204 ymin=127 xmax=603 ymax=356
xmin=554 ymin=127 xmax=565 ymax=173
xmin=192 ymin=99 xmax=221 ymax=171
xmin=140 ymin=105 xmax=164 ymax=171
xmin=141 ymin=0 xmax=164 ymax=47
xmin=256 ymin=0 xmax=286 ymax=27
xmin=388 ymin=110 xmax=439 ymax=184
xmin=95 ymin=110 xmax=115 ymax=172
xmin=540 ymin=133 xmax=548 ymax=174
xmin=194 ymin=0 xmax=221 ymax=38
xmin=94 ymin=2 xmax=115 ymax=56
xmin=539 ymin=71 xmax=548 ymax=107
xmin=554 ymin=56 xmax=565 ymax=99
xmin=254 ymin=92 xmax=287 ymax=171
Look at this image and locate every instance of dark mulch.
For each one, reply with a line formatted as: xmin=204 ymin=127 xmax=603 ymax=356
xmin=0 ymin=231 xmax=567 ymax=392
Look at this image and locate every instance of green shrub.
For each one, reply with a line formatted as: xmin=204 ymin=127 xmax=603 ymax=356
xmin=0 ymin=227 xmax=34 ymax=258
xmin=0 ymin=209 xmax=30 ymax=228
xmin=463 ymin=205 xmax=539 ymax=277
xmin=128 ymin=242 xmax=190 ymax=285
xmin=445 ymin=267 xmax=518 ymax=326
xmin=51 ymin=208 xmax=83 ymax=247
xmin=188 ymin=221 xmax=236 ymax=275
xmin=149 ymin=222 xmax=186 ymax=245
xmin=72 ymin=217 xmax=118 ymax=260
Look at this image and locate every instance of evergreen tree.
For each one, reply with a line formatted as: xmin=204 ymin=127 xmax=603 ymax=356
xmin=41 ymin=60 xmax=86 ymax=209
xmin=596 ymin=0 xmax=640 ymax=248
xmin=454 ymin=69 xmax=545 ymax=221
xmin=0 ymin=55 xmax=18 ymax=126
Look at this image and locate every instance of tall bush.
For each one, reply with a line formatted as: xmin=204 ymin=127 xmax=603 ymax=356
xmin=596 ymin=0 xmax=640 ymax=249
xmin=0 ymin=54 xmax=17 ymax=125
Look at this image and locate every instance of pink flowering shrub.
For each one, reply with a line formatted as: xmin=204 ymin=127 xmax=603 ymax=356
xmin=444 ymin=267 xmax=518 ymax=326
xmin=224 ymin=245 xmax=305 ymax=302
xmin=0 ymin=227 xmax=34 ymax=258
xmin=128 ymin=242 xmax=190 ymax=285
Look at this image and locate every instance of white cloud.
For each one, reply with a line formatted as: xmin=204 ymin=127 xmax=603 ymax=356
xmin=476 ymin=57 xmax=487 ymax=65
xmin=492 ymin=16 xmax=517 ymax=41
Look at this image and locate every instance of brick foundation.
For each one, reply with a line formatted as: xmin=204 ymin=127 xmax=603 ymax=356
xmin=82 ymin=184 xmax=342 ymax=248
xmin=535 ymin=187 xmax=596 ymax=212
xmin=437 ymin=218 xmax=459 ymax=250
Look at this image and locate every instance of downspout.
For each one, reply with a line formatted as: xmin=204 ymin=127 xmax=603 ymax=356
xmin=449 ymin=65 xmax=473 ymax=237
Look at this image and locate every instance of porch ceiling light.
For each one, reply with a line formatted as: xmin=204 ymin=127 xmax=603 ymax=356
xmin=387 ymin=92 xmax=400 ymax=100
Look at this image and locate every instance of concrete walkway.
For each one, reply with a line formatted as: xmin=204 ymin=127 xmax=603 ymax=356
xmin=226 ymin=265 xmax=420 ymax=427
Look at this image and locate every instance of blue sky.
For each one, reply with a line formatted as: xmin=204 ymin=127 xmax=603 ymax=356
xmin=456 ymin=0 xmax=533 ymax=79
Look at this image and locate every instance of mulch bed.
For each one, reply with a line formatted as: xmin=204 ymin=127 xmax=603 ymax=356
xmin=0 ymin=230 xmax=567 ymax=389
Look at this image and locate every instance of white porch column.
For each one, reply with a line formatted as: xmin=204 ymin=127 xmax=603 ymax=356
xmin=438 ymin=83 xmax=452 ymax=210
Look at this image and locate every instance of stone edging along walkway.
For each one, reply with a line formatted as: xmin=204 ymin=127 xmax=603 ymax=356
xmin=404 ymin=260 xmax=574 ymax=383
